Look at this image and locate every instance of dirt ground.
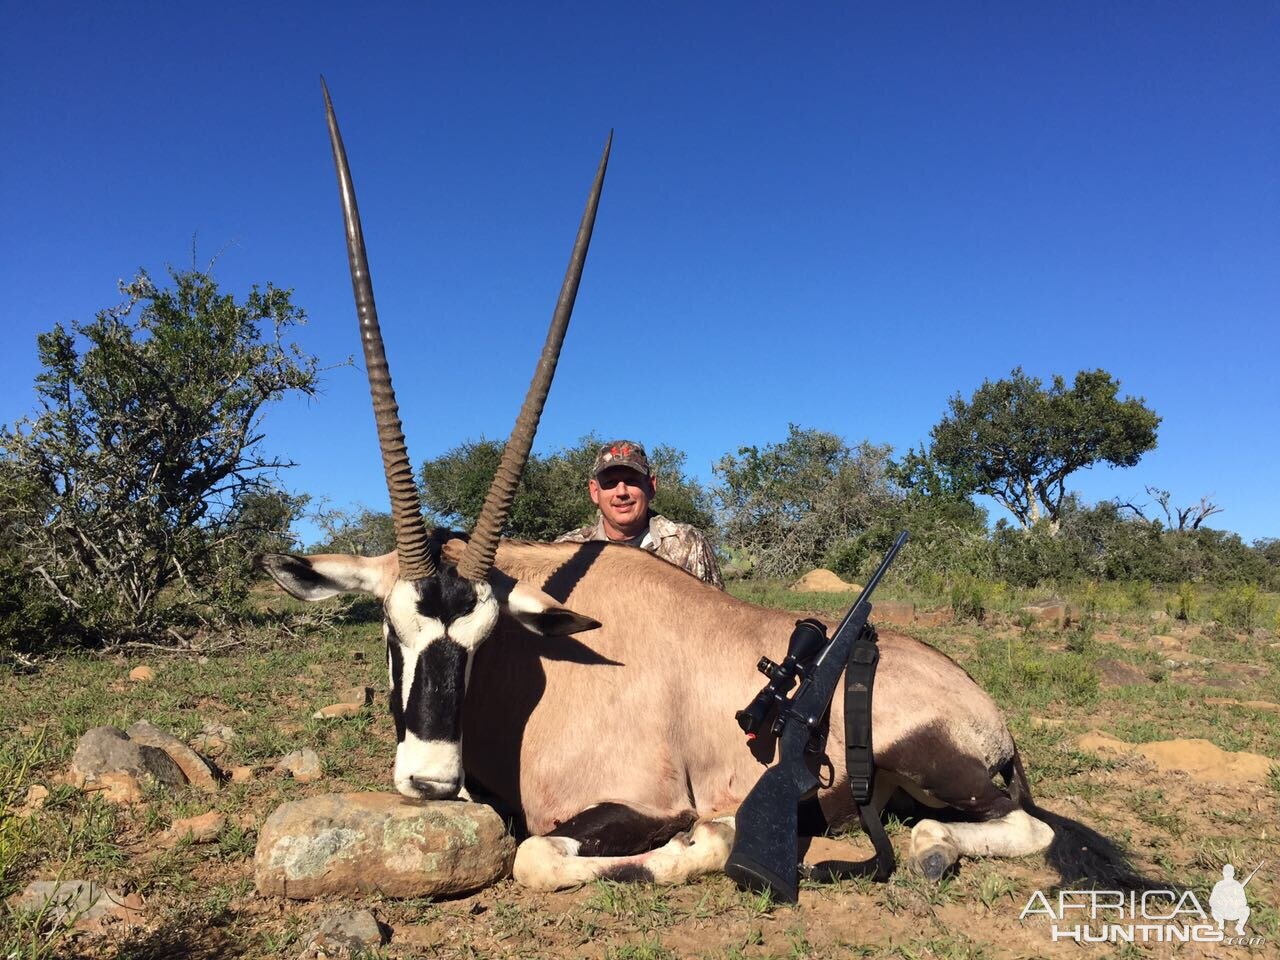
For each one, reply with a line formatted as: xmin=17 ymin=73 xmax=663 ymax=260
xmin=3 ymin=598 xmax=1277 ymax=959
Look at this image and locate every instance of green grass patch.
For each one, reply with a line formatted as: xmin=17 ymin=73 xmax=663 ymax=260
xmin=967 ymin=636 xmax=1099 ymax=710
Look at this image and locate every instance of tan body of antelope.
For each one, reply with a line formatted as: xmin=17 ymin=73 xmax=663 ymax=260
xmin=261 ymin=85 xmax=1137 ymax=892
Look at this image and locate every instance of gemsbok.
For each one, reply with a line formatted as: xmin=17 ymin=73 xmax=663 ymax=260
xmin=260 ymin=85 xmax=1143 ymax=892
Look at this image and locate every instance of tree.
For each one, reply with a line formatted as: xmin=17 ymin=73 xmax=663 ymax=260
xmin=0 ymin=268 xmax=319 ymax=643
xmin=309 ymin=504 xmax=396 ymax=556
xmin=713 ymin=425 xmax=897 ymax=578
xmin=904 ymin=368 xmax=1159 ymax=531
xmin=228 ymin=487 xmax=310 ymax=555
xmin=419 ymin=434 xmax=714 ymax=542
xmin=1116 ymin=486 xmax=1224 ymax=532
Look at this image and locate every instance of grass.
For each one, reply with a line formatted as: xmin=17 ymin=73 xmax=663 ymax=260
xmin=587 ymin=881 xmax=677 ymax=927
xmin=967 ymin=635 xmax=1099 ymax=710
xmin=0 ymin=581 xmax=1275 ymax=958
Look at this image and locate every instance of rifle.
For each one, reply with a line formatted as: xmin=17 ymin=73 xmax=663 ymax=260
xmin=724 ymin=531 xmax=908 ymax=903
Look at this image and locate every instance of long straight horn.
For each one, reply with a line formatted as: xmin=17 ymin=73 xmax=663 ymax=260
xmin=457 ymin=132 xmax=612 ymax=582
xmin=322 ymin=79 xmax=435 ymax=581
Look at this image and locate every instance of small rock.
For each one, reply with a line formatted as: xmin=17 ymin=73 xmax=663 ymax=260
xmin=1150 ymin=635 xmax=1181 ymax=650
xmin=128 ymin=665 xmax=155 ymax=682
xmin=230 ymin=765 xmax=258 ymax=783
xmin=300 ymin=909 xmax=388 ymax=958
xmin=87 ymin=771 xmax=147 ymax=804
xmin=874 ymin=601 xmax=916 ymax=626
xmin=23 ymin=784 xmax=49 ymax=804
xmin=312 ymin=703 xmax=361 ymax=720
xmin=163 ymin=811 xmax=226 ymax=846
xmin=200 ymin=720 xmax=237 ymax=741
xmin=1022 ymin=601 xmax=1068 ymax=629
xmin=275 ymin=749 xmax=324 ymax=783
xmin=1163 ymin=654 xmax=1213 ymax=669
xmin=790 ymin=569 xmax=859 ymax=593
xmin=192 ymin=721 xmax=236 ymax=757
xmin=11 ymin=880 xmax=144 ymax=932
xmin=915 ymin=608 xmax=951 ymax=628
xmin=1094 ymin=658 xmax=1152 ymax=688
xmin=1151 ymin=610 xmax=1170 ymax=622
xmin=70 ymin=726 xmax=186 ymax=800
xmin=255 ymin=793 xmax=515 ymax=899
xmin=12 ymin=784 xmax=49 ymax=819
xmin=127 ymin=721 xmax=219 ymax=794
xmin=191 ymin=734 xmax=231 ymax=757
xmin=339 ymin=686 xmax=373 ymax=707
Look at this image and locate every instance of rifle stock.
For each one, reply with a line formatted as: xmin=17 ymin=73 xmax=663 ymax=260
xmin=724 ymin=722 xmax=814 ymax=902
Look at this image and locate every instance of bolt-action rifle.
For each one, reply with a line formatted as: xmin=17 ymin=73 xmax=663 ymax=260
xmin=724 ymin=531 xmax=909 ymax=903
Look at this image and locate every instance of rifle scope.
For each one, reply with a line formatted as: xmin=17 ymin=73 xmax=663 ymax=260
xmin=734 ymin=618 xmax=828 ymax=737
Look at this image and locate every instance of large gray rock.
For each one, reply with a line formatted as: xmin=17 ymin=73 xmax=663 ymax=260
xmin=69 ymin=726 xmax=186 ymax=795
xmin=255 ymin=793 xmax=515 ymax=899
xmin=126 ymin=720 xmax=219 ymax=793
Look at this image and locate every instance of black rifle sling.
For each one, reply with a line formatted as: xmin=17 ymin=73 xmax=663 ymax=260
xmin=846 ymin=624 xmax=895 ymax=880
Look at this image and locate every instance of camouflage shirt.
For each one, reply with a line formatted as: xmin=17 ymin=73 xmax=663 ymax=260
xmin=556 ymin=513 xmax=725 ymax=590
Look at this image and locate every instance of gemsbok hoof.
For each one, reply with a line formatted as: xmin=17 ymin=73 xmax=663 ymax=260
xmin=914 ymin=846 xmax=957 ymax=881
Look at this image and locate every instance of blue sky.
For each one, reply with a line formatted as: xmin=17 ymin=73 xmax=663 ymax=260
xmin=2 ymin=3 xmax=1276 ymax=543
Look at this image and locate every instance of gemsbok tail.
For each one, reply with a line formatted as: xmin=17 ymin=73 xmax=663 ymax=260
xmin=1004 ymin=747 xmax=1165 ymax=892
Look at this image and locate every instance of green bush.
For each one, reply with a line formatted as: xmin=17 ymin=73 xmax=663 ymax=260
xmin=950 ymin=578 xmax=990 ymax=623
xmin=1216 ymin=585 xmax=1261 ymax=631
xmin=1171 ymin=582 xmax=1197 ymax=621
xmin=0 ymin=268 xmax=319 ymax=646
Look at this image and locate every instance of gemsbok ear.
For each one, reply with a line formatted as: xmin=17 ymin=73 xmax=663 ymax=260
xmin=502 ymin=581 xmax=601 ymax=637
xmin=257 ymin=552 xmax=397 ymax=601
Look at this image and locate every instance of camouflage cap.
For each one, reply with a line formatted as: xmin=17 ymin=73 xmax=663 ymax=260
xmin=592 ymin=440 xmax=650 ymax=479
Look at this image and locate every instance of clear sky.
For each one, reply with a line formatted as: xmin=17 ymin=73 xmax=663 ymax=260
xmin=3 ymin=3 xmax=1276 ymax=543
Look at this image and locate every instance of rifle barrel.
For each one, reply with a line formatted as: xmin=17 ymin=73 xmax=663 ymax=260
xmin=831 ymin=530 xmax=909 ymax=636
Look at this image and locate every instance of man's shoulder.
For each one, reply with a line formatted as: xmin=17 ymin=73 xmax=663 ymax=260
xmin=555 ymin=521 xmax=600 ymax=543
xmin=649 ymin=514 xmax=709 ymax=543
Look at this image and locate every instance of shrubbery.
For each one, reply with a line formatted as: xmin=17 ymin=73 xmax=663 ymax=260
xmin=713 ymin=428 xmax=1273 ymax=594
xmin=0 ymin=268 xmax=318 ymax=650
xmin=4 ymin=296 xmax=1274 ymax=657
xmin=713 ymin=426 xmax=897 ymax=579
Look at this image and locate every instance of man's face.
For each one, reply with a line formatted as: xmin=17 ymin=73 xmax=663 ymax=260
xmin=589 ymin=466 xmax=656 ymax=540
